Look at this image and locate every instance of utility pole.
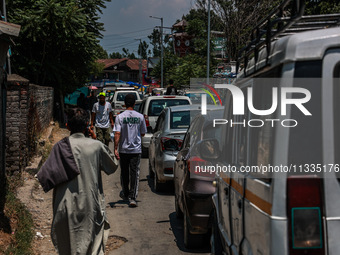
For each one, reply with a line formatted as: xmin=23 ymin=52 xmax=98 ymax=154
xmin=135 ymin=39 xmax=143 ymax=94
xmin=150 ymin=16 xmax=164 ymax=88
xmin=207 ymin=0 xmax=211 ymax=84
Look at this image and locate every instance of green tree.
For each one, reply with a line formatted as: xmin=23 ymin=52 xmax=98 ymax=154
xmin=138 ymin=40 xmax=149 ymax=59
xmin=6 ymin=0 xmax=111 ymax=106
xmin=211 ymin=0 xmax=280 ymax=61
xmin=148 ymin=28 xmax=161 ymax=57
xmin=122 ymin=48 xmax=136 ymax=59
xmin=109 ymin=52 xmax=123 ymax=59
xmin=305 ymin=0 xmax=340 ymax=15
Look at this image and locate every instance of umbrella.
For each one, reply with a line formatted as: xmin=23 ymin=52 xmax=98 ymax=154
xmin=88 ymin=85 xmax=98 ymax=90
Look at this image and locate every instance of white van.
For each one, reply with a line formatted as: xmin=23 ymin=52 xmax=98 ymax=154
xmin=197 ymin=4 xmax=340 ymax=255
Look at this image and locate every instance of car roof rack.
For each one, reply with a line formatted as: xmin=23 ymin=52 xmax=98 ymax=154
xmin=236 ymin=0 xmax=340 ymax=75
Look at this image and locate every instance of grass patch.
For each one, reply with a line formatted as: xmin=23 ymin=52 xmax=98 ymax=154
xmin=2 ymin=185 xmax=34 ymax=254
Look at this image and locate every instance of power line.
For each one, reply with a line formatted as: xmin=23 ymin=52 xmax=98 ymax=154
xmin=102 ymin=27 xmax=154 ymax=37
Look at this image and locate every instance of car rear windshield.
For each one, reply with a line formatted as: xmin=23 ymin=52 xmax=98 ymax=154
xmin=147 ymin=99 xmax=190 ymax=116
xmin=116 ymin=92 xmax=137 ymax=101
xmin=170 ymin=110 xmax=200 ymax=129
xmin=186 ymin=93 xmax=216 ymax=105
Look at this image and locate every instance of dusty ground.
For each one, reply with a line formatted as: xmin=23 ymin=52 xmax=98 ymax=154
xmin=16 ymin=124 xmax=125 ymax=254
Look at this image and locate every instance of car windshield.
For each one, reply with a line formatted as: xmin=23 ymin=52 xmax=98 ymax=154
xmin=170 ymin=110 xmax=200 ymax=129
xmin=116 ymin=92 xmax=137 ymax=101
xmin=148 ymin=99 xmax=190 ymax=116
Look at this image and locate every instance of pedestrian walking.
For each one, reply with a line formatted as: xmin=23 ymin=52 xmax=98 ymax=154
xmin=165 ymin=79 xmax=177 ymax=95
xmin=91 ymin=92 xmax=114 ymax=146
xmin=37 ymin=108 xmax=118 ymax=255
xmin=113 ymin=93 xmax=147 ymax=207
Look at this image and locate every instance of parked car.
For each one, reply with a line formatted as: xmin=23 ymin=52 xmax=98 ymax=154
xmin=184 ymin=89 xmax=220 ymax=106
xmin=111 ymin=90 xmax=141 ymax=119
xmin=174 ymin=108 xmax=224 ymax=249
xmin=148 ymin=105 xmax=202 ymax=191
xmin=198 ymin=5 xmax=340 ymax=255
xmin=138 ymin=95 xmax=191 ymax=156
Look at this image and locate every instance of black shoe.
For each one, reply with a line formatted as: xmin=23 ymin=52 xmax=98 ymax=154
xmin=119 ymin=191 xmax=128 ymax=201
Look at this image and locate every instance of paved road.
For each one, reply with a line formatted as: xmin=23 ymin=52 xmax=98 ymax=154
xmin=103 ymin=157 xmax=210 ymax=255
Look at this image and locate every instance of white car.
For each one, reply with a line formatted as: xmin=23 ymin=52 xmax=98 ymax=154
xmin=138 ymin=95 xmax=191 ymax=156
xmin=111 ymin=90 xmax=141 ymax=118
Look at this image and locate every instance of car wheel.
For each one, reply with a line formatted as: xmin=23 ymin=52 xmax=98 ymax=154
xmin=211 ymin=211 xmax=223 ymax=255
xmin=184 ymin=209 xmax=203 ymax=249
xmin=175 ymin=194 xmax=183 ymax=219
xmin=148 ymin=159 xmax=154 ymax=179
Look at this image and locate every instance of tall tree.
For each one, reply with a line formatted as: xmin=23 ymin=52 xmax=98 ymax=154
xmin=109 ymin=52 xmax=123 ymax=59
xmin=148 ymin=28 xmax=161 ymax=57
xmin=138 ymin=40 xmax=149 ymax=59
xmin=211 ymin=0 xmax=280 ymax=61
xmin=7 ymin=0 xmax=111 ymax=95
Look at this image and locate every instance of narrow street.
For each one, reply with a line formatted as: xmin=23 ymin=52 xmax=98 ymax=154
xmin=103 ymin=156 xmax=210 ymax=255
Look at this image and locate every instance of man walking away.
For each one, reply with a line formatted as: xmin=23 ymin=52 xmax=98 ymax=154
xmin=91 ymin=92 xmax=114 ymax=146
xmin=113 ymin=93 xmax=147 ymax=207
xmin=37 ymin=108 xmax=118 ymax=255
xmin=165 ymin=79 xmax=177 ymax=95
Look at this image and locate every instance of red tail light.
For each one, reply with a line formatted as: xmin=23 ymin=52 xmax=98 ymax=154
xmin=287 ymin=176 xmax=324 ymax=255
xmin=144 ymin=114 xmax=150 ymax=127
xmin=187 ymin=156 xmax=214 ymax=178
xmin=160 ymin=137 xmax=182 ymax=151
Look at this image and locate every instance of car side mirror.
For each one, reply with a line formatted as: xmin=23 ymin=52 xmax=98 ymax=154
xmin=196 ymin=138 xmax=221 ymax=160
xmin=147 ymin=126 xmax=153 ymax=134
xmin=111 ymin=102 xmax=115 ymax=108
xmin=163 ymin=139 xmax=179 ymax=151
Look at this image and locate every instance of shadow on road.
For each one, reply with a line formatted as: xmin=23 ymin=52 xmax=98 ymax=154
xmin=146 ymin=175 xmax=175 ymax=196
xmin=169 ymin=212 xmax=210 ymax=253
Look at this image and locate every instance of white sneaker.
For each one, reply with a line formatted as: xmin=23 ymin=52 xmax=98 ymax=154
xmin=129 ymin=199 xmax=137 ymax=207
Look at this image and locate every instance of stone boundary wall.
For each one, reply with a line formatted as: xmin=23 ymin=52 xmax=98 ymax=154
xmin=6 ymin=74 xmax=54 ymax=175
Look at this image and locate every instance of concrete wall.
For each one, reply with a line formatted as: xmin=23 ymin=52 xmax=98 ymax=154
xmin=5 ymin=74 xmax=54 ymax=175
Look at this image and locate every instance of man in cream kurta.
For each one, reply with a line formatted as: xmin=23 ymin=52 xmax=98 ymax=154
xmin=47 ymin=109 xmax=117 ymax=255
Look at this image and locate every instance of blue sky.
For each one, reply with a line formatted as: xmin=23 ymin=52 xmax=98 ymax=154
xmin=98 ymin=0 xmax=194 ymax=56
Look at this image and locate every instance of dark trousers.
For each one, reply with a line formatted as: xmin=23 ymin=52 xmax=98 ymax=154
xmin=119 ymin=153 xmax=141 ymax=200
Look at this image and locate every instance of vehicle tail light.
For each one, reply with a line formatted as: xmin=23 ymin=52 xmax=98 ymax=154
xmin=144 ymin=114 xmax=150 ymax=127
xmin=160 ymin=137 xmax=182 ymax=151
xmin=164 ymin=168 xmax=173 ymax=174
xmin=287 ymin=176 xmax=324 ymax=255
xmin=163 ymin=96 xmax=176 ymax=98
xmin=187 ymin=156 xmax=214 ymax=178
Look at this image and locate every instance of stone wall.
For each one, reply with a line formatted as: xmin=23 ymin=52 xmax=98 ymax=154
xmin=5 ymin=74 xmax=54 ymax=175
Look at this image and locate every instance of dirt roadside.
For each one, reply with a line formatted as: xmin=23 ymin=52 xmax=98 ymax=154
xmin=17 ymin=124 xmax=124 ymax=254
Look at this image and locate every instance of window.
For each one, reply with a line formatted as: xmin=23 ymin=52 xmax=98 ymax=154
xmin=147 ymin=99 xmax=190 ymax=116
xmin=154 ymin=113 xmax=165 ymax=132
xmin=116 ymin=92 xmax=137 ymax=102
xmin=333 ymin=62 xmax=340 ymax=181
xmin=288 ymin=61 xmax=322 ymax=167
xmin=170 ymin=110 xmax=200 ymax=129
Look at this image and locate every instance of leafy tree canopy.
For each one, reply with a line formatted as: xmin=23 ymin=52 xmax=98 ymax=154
xmin=7 ymin=0 xmax=111 ymax=94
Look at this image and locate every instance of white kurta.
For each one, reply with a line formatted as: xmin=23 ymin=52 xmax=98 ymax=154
xmin=51 ymin=133 xmax=117 ymax=255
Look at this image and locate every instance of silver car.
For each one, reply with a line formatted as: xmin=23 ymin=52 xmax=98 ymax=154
xmin=148 ymin=105 xmax=202 ymax=191
xmin=138 ymin=95 xmax=191 ymax=157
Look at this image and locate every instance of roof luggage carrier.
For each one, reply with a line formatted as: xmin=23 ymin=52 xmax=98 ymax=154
xmin=236 ymin=0 xmax=340 ymax=76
